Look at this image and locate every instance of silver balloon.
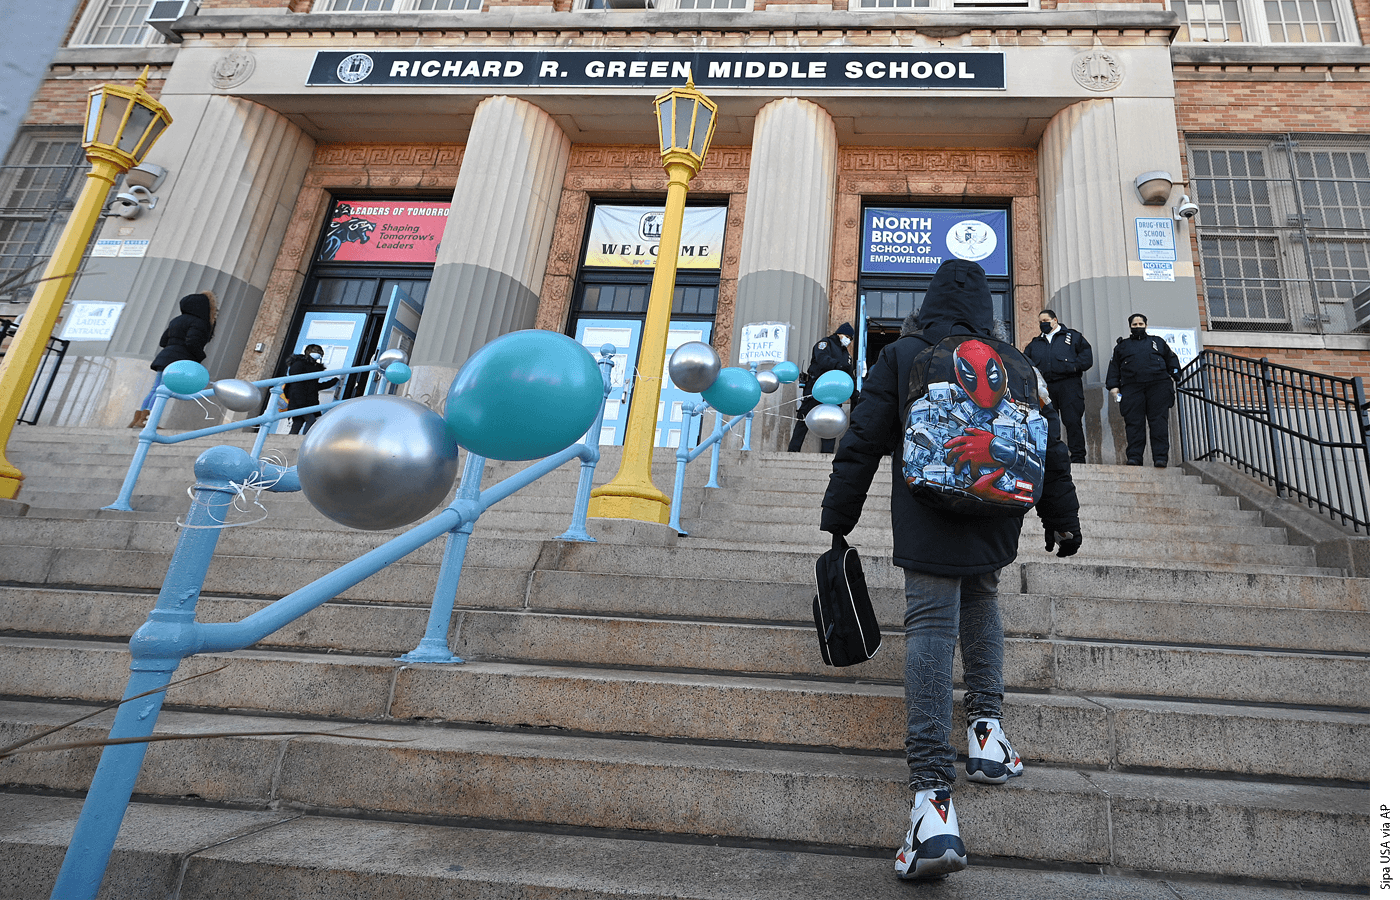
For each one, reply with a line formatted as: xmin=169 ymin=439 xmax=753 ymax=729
xmin=211 ymin=379 xmax=262 ymax=412
xmin=297 ymin=395 xmax=459 ymax=531
xmin=755 ymin=371 xmax=780 ymax=394
xmin=668 ymin=341 xmax=721 ymax=393
xmin=805 ymin=403 xmax=849 ymax=440
xmin=376 ymin=347 xmax=409 ymax=368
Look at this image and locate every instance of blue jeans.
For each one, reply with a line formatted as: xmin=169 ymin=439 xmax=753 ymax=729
xmin=903 ymin=568 xmax=1006 ymax=792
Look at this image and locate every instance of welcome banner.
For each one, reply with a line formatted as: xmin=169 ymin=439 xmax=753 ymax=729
xmin=585 ymin=205 xmax=727 ymax=270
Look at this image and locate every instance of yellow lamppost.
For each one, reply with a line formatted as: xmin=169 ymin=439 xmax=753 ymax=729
xmin=589 ymin=77 xmax=718 ymax=523
xmin=0 ymin=68 xmax=171 ymax=500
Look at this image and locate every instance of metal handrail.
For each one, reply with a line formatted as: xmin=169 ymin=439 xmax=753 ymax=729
xmin=1175 ymin=348 xmax=1369 ymax=533
xmin=1 ymin=317 xmax=71 ymax=425
xmin=103 ymin=360 xmax=395 ymax=511
xmin=49 ymin=351 xmax=617 ymax=899
xmin=667 ymin=399 xmax=754 ymax=535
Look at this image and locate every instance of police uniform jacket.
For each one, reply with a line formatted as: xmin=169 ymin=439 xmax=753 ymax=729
xmin=820 ymin=260 xmax=1081 ymax=577
xmin=284 ymin=354 xmax=338 ymax=408
xmin=1024 ymin=326 xmax=1093 ymax=384
xmin=1106 ymin=333 xmax=1182 ymax=389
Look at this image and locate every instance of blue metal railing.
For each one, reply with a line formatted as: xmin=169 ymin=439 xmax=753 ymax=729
xmin=668 ymin=400 xmax=753 ymax=535
xmin=104 ymin=359 xmax=398 ymax=511
xmin=50 ymin=351 xmax=617 ymax=899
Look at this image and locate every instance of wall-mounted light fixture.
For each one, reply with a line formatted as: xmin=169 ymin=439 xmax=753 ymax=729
xmin=1133 ymin=171 xmax=1176 ymax=206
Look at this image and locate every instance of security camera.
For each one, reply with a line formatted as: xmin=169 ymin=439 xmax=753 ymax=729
xmin=1174 ymin=195 xmax=1200 ymax=221
xmin=106 ymin=197 xmax=142 ymax=219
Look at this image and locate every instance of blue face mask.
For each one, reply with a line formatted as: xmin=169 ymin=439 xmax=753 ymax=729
xmin=309 ymin=353 xmax=322 ymax=361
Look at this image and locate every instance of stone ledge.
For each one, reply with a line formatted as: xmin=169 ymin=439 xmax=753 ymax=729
xmin=1183 ymin=459 xmax=1367 ymax=577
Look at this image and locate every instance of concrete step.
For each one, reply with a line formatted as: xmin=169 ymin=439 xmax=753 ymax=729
xmin=0 ymin=793 xmax=1354 ymax=900
xmin=0 ymin=638 xmax=1366 ymax=772
xmin=0 ymin=701 xmax=1367 ymax=887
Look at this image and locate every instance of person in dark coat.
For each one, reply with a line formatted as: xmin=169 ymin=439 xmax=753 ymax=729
xmin=787 ymin=322 xmax=856 ymax=453
xmin=130 ymin=290 xmax=217 ymax=428
xmin=1023 ymin=309 xmax=1093 ymax=463
xmin=1106 ymin=312 xmax=1181 ymax=468
xmin=284 ymin=343 xmax=340 ymax=435
xmin=819 ymin=259 xmax=1082 ymax=881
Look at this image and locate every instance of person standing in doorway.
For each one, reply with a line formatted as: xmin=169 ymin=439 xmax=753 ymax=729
xmin=1106 ymin=313 xmax=1181 ymax=468
xmin=284 ymin=343 xmax=340 ymax=435
xmin=787 ymin=322 xmax=856 ymax=453
xmin=130 ymin=290 xmax=217 ymax=429
xmin=1023 ymin=309 xmax=1093 ymax=464
xmin=820 ymin=259 xmax=1082 ymax=880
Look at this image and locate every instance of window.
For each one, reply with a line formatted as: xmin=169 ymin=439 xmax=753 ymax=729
xmin=69 ymin=0 xmax=162 ymax=46
xmin=1170 ymin=1 xmax=1356 ymax=44
xmin=316 ymin=0 xmax=482 ymax=10
xmin=574 ymin=0 xmax=748 ymax=10
xmin=0 ymin=129 xmax=88 ymax=304
xmin=852 ymin=0 xmax=1035 ymax=10
xmin=1186 ymin=134 xmax=1369 ymax=334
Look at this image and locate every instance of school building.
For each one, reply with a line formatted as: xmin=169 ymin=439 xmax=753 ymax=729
xmin=2 ymin=0 xmax=1369 ymax=458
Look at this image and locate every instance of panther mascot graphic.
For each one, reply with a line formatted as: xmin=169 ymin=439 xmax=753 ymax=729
xmin=319 ymin=203 xmax=377 ymax=261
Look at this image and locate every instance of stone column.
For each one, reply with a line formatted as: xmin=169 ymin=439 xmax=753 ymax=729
xmin=407 ymin=96 xmax=571 ymax=410
xmin=80 ymin=94 xmax=314 ymax=429
xmin=1039 ymin=97 xmax=1199 ymax=464
xmin=732 ymin=98 xmax=838 ymax=451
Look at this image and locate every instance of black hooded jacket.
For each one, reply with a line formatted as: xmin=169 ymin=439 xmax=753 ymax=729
xmin=150 ymin=293 xmax=214 ymax=371
xmin=820 ymin=260 xmax=1080 ymax=576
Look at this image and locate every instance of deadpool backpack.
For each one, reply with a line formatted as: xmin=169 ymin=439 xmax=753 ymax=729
xmin=902 ymin=327 xmax=1050 ymax=517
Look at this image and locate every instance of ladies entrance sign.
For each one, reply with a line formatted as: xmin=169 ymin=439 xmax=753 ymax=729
xmin=310 ymin=50 xmax=1005 ymax=91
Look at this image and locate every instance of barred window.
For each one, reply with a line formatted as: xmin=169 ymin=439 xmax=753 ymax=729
xmin=69 ymin=0 xmax=161 ymax=46
xmin=317 ymin=0 xmax=482 ymax=10
xmin=852 ymin=0 xmax=1036 ymax=10
xmin=1187 ymin=134 xmax=1369 ymax=334
xmin=0 ymin=129 xmax=88 ymax=304
xmin=1170 ymin=0 xmax=1356 ymax=43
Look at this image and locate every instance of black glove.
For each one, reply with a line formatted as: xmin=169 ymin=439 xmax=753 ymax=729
xmin=1045 ymin=528 xmax=1083 ymax=558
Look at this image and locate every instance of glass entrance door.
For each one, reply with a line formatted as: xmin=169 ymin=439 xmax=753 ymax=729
xmin=284 ymin=268 xmax=430 ymax=399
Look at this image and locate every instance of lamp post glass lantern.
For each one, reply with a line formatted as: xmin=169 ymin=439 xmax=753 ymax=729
xmin=589 ymin=78 xmax=718 ymax=524
xmin=0 ymin=67 xmax=171 ymax=501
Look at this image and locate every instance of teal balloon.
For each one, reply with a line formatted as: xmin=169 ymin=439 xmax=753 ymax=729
xmin=162 ymin=360 xmax=209 ymax=395
xmin=384 ymin=361 xmax=412 ymax=385
xmin=812 ymin=369 xmax=854 ymax=405
xmin=771 ymin=361 xmax=800 ymax=384
xmin=701 ymin=367 xmax=762 ymax=416
xmin=445 ymin=330 xmax=605 ymax=461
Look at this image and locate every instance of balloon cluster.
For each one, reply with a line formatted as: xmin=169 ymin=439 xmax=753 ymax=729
xmin=806 ymin=370 xmax=853 ymax=440
xmin=667 ymin=342 xmax=764 ymax=417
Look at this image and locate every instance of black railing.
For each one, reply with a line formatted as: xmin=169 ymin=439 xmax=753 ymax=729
xmin=1176 ymin=349 xmax=1369 ymax=533
xmin=0 ymin=318 xmax=71 ymax=425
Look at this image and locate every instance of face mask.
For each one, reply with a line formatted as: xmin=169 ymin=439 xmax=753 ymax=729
xmin=1130 ymin=327 xmax=1147 ymax=339
xmin=1039 ymin=321 xmax=1054 ymax=335
xmin=309 ymin=353 xmax=322 ymax=361
xmin=838 ymin=335 xmax=851 ymax=347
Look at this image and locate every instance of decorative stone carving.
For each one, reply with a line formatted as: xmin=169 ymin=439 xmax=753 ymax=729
xmin=210 ymin=50 xmax=255 ymax=90
xmin=1072 ymin=49 xmax=1124 ymax=92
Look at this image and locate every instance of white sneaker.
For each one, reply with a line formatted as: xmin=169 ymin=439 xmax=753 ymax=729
xmin=966 ymin=718 xmax=1024 ymax=784
xmin=894 ymin=788 xmax=967 ymax=880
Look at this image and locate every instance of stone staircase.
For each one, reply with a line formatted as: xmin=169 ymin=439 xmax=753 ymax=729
xmin=0 ymin=426 xmax=1368 ymax=898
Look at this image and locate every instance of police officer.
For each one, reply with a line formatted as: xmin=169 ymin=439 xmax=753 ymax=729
xmin=1106 ymin=313 xmax=1182 ymax=468
xmin=1023 ymin=309 xmax=1093 ymax=464
xmin=788 ymin=323 xmax=856 ymax=453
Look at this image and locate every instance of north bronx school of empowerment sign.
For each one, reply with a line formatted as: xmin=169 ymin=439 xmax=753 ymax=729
xmin=308 ymin=50 xmax=1006 ymax=90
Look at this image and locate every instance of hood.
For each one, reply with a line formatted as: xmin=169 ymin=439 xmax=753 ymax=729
xmin=178 ymin=293 xmax=211 ymax=321
xmin=915 ymin=259 xmax=993 ymax=340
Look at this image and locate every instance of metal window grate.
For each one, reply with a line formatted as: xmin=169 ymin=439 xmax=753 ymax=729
xmin=0 ymin=131 xmax=87 ymax=304
xmin=1187 ymin=133 xmax=1369 ymax=334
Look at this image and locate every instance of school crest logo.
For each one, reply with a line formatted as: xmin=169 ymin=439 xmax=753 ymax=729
xmin=337 ymin=54 xmax=374 ymax=84
xmin=946 ymin=220 xmax=996 ymax=263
